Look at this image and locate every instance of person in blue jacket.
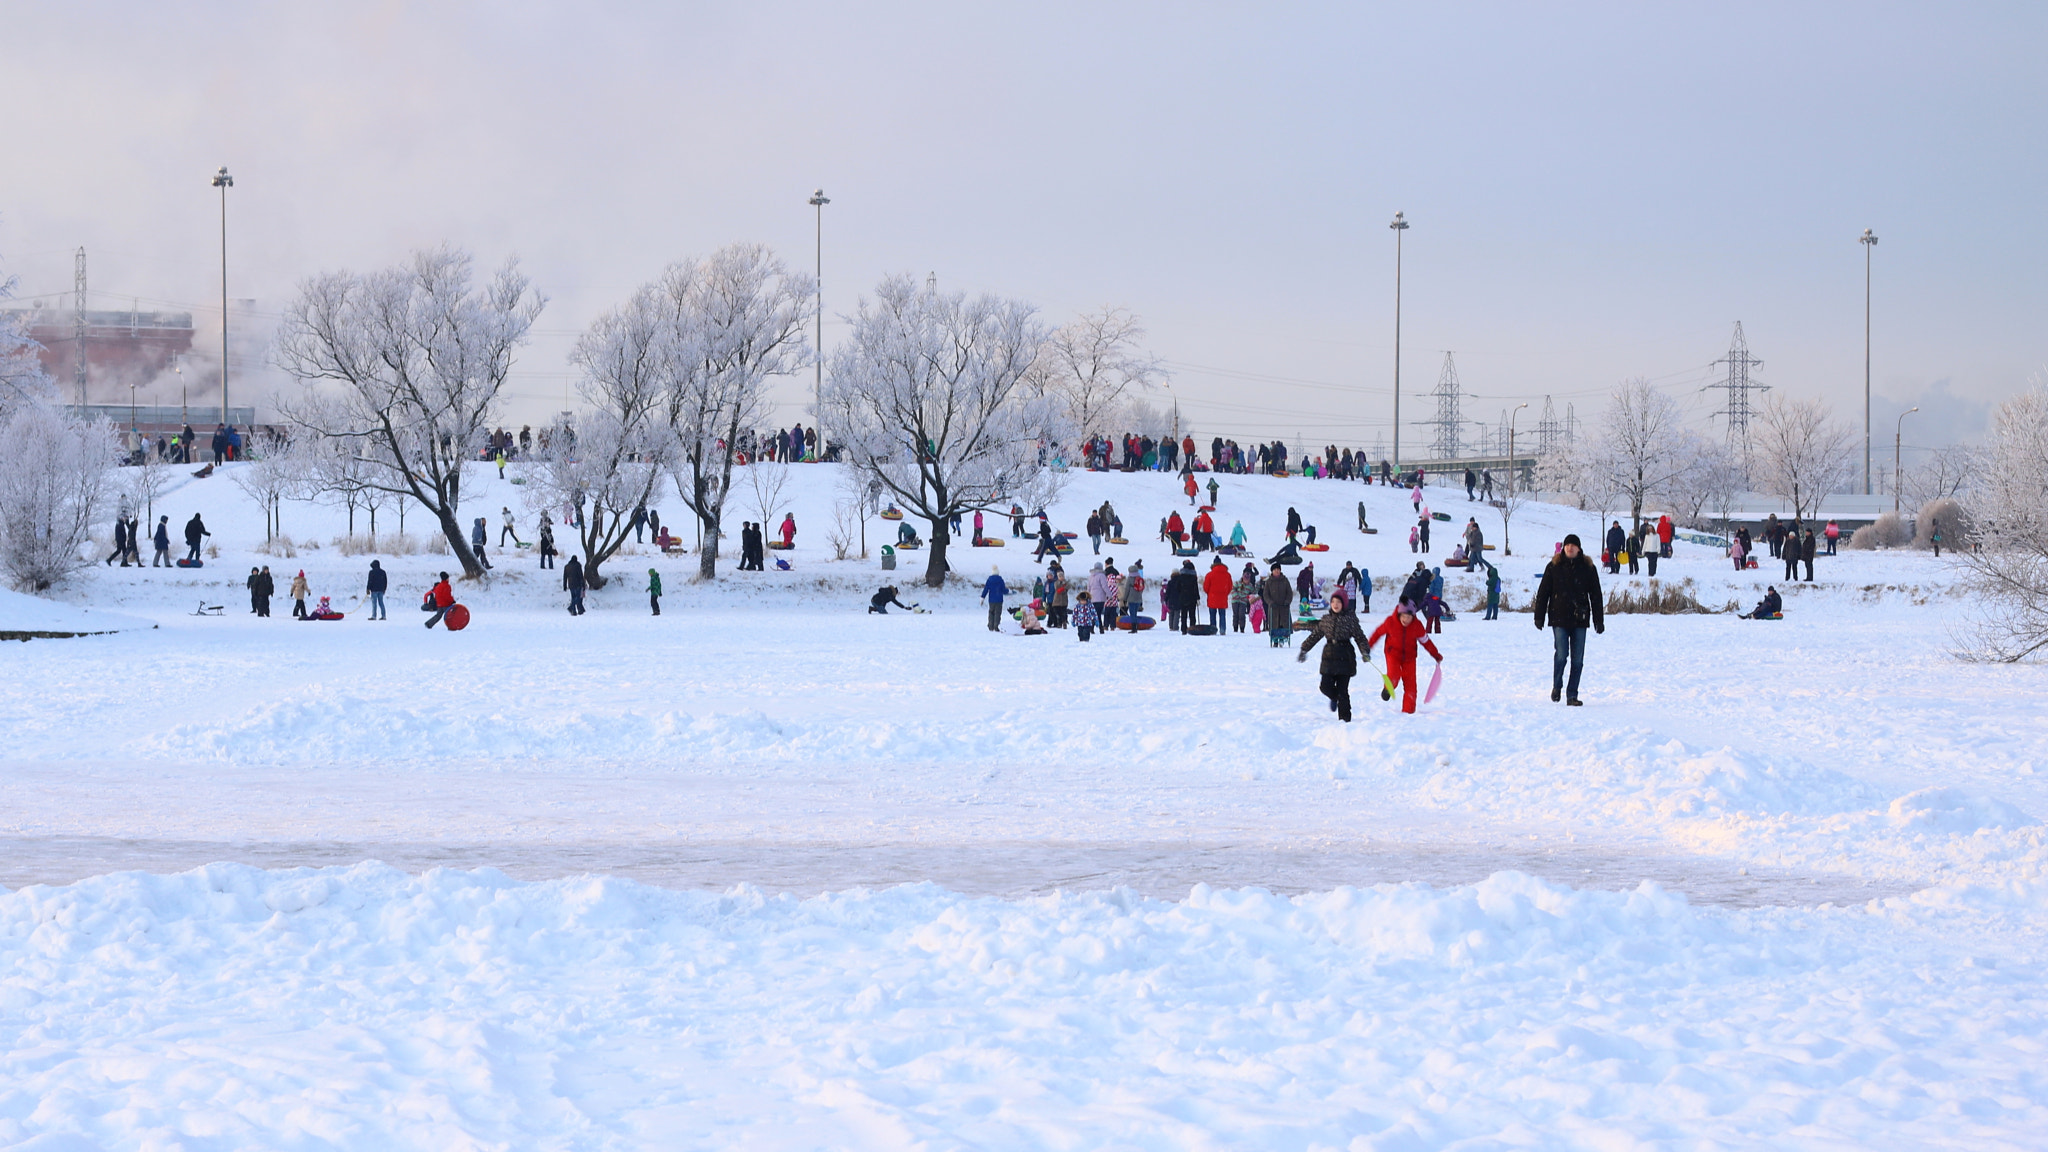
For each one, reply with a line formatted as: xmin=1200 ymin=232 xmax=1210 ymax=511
xmin=981 ymin=565 xmax=1009 ymax=631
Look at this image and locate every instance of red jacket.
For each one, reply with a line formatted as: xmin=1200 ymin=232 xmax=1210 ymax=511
xmin=1657 ymin=515 xmax=1673 ymax=544
xmin=1184 ymin=474 xmax=1198 ymax=496
xmin=1366 ymin=610 xmax=1441 ymax=668
xmin=1166 ymin=512 xmax=1185 ymax=538
xmin=1202 ymin=564 xmax=1234 ymax=609
xmin=1193 ymin=511 xmax=1214 ymax=535
xmin=430 ymin=579 xmax=454 ymax=608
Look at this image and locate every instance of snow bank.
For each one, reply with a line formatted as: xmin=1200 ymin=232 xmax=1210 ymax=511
xmin=2 ymin=863 xmax=2044 ymax=1148
xmin=0 ymin=587 xmax=155 ymax=638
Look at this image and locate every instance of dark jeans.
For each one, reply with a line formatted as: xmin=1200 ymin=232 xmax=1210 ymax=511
xmin=1551 ymin=626 xmax=1587 ymax=700
xmin=650 ymin=593 xmax=661 ymax=615
xmin=1319 ymin=672 xmax=1353 ymax=721
xmin=1077 ymin=625 xmax=1093 ymax=642
xmin=1232 ymin=602 xmax=1248 ymax=632
xmin=1645 ymin=552 xmax=1658 ymax=577
xmin=1170 ymin=605 xmax=1195 ymax=632
xmin=424 ymin=604 xmax=449 ymax=628
xmin=568 ymin=589 xmax=585 ymax=615
xmin=540 ymin=551 xmax=555 ymax=569
xmin=1090 ymin=533 xmax=1101 ymax=554
xmin=1208 ymin=607 xmax=1226 ymax=633
xmin=1803 ymin=558 xmax=1814 ymax=581
xmin=1484 ymin=601 xmax=1499 ymax=620
xmin=369 ymin=591 xmax=386 ymax=619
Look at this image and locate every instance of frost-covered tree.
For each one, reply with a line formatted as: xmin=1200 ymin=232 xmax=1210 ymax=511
xmin=0 ymin=273 xmax=50 ymax=417
xmin=1958 ymin=386 xmax=2048 ymax=660
xmin=227 ymin=433 xmax=306 ymax=543
xmin=275 ymin=247 xmax=544 ymax=578
xmin=0 ymin=402 xmax=119 ymax=589
xmin=1752 ymin=396 xmax=1856 ymax=522
xmin=1030 ymin=306 xmax=1162 ymax=436
xmin=1905 ymin=443 xmax=1983 ymax=509
xmin=521 ymin=282 xmax=684 ymax=588
xmin=822 ymin=275 xmax=1061 ymax=587
xmin=653 ymin=245 xmax=813 ymax=580
xmin=1660 ymin=431 xmax=1741 ymax=530
xmin=1587 ymin=379 xmax=1689 ymax=534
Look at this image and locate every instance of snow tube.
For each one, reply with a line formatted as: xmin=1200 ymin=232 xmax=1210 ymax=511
xmin=1188 ymin=623 xmax=1217 ymax=636
xmin=1198 ymin=504 xmax=1215 ymax=512
xmin=176 ymin=558 xmax=203 ymax=568
xmin=1172 ymin=548 xmax=1200 ymax=557
xmin=879 ymin=510 xmax=903 ymax=520
xmin=303 ymin=611 xmax=345 ymax=621
xmin=1431 ymin=512 xmax=1452 ymax=521
xmin=1060 ymin=532 xmax=1078 ymax=538
xmin=767 ymin=541 xmax=794 ymax=550
xmin=1106 ymin=537 xmax=1129 ymax=545
xmin=1301 ymin=543 xmax=1330 ymax=552
xmin=1117 ymin=615 xmax=1156 ymax=631
xmin=973 ymin=537 xmax=1005 ymax=547
xmin=443 ymin=604 xmax=471 ymax=631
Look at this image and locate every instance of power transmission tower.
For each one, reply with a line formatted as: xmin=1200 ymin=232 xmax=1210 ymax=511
xmin=1535 ymin=396 xmax=1560 ymax=457
xmin=73 ymin=247 xmax=87 ymax=408
xmin=1421 ymin=351 xmax=1466 ymax=459
xmin=1705 ymin=321 xmax=1768 ymax=477
xmin=1564 ymin=403 xmax=1578 ymax=448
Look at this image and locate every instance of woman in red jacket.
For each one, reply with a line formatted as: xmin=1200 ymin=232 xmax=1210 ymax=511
xmin=1201 ymin=558 xmax=1234 ymax=635
xmin=1365 ymin=599 xmax=1443 ymax=714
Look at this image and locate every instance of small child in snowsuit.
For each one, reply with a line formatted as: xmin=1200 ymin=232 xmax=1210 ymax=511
xmin=1073 ymin=592 xmax=1099 ymax=641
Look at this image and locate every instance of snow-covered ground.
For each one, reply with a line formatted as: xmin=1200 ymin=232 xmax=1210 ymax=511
xmin=3 ymin=460 xmax=2044 ymax=1148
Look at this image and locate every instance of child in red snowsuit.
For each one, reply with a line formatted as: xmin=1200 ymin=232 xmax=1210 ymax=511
xmin=1365 ymin=601 xmax=1443 ymax=713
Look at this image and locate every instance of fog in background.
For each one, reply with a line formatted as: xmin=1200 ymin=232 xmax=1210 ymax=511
xmin=2 ymin=1 xmax=2042 ymax=462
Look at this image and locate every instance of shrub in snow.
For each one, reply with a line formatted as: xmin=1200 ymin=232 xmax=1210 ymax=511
xmin=1604 ymin=578 xmax=1713 ymax=615
xmin=1914 ymin=497 xmax=1970 ymax=550
xmin=0 ymin=402 xmax=119 ymax=590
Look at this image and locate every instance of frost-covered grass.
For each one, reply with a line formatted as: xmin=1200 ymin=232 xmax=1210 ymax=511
xmin=2 ymin=461 xmax=2044 ymax=1147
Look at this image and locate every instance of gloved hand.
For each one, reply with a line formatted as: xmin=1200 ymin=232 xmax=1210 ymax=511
xmin=1296 ymin=650 xmax=1307 ymax=663
xmin=1594 ymin=622 xmax=1605 ymax=635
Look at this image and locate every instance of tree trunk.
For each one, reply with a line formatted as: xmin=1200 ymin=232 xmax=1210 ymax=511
xmin=697 ymin=519 xmax=722 ymax=580
xmin=434 ymin=506 xmax=485 ymax=578
xmin=925 ymin=518 xmax=951 ymax=588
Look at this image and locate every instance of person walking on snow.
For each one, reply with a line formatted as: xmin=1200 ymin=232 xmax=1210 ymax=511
xmin=1206 ymin=476 xmax=1220 ymax=507
xmin=500 ymin=507 xmax=523 ymax=547
xmin=366 ymin=560 xmax=389 ymax=620
xmin=289 ymin=570 xmax=310 ymax=619
xmin=423 ymin=572 xmax=456 ymax=629
xmin=183 ymin=513 xmax=210 ymax=562
xmin=1285 ymin=506 xmax=1303 ymax=543
xmin=1482 ymin=560 xmax=1502 ymax=620
xmin=1260 ymin=563 xmax=1294 ymax=647
xmin=981 ymin=566 xmax=1009 ymax=631
xmin=1605 ymin=520 xmax=1626 ymax=575
xmin=562 ymin=556 xmax=587 ymax=616
xmin=152 ymin=516 xmax=171 ymax=566
xmin=1184 ymin=472 xmax=1199 ymax=506
xmin=538 ymin=521 xmax=556 ymax=570
xmin=471 ymin=518 xmax=493 ymax=571
xmin=778 ymin=514 xmax=797 ymax=548
xmin=1824 ymin=518 xmax=1840 ymax=556
xmin=1362 ymin=598 xmax=1444 ymax=714
xmin=246 ymin=567 xmax=264 ymax=615
xmin=1532 ymin=533 xmax=1604 ymax=705
xmin=646 ymin=568 xmax=662 ymax=615
xmin=105 ymin=517 xmax=129 ymax=567
xmin=1034 ymin=517 xmax=1058 ymax=562
xmin=1231 ymin=562 xmax=1258 ymax=633
xmin=1298 ymin=590 xmax=1374 ymax=721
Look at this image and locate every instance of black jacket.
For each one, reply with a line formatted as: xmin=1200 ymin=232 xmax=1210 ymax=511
xmin=1299 ymin=610 xmax=1369 ymax=676
xmin=1534 ymin=552 xmax=1604 ymax=632
xmin=1286 ymin=508 xmax=1303 ymax=534
xmin=563 ymin=558 xmax=586 ymax=592
xmin=1399 ymin=569 xmax=1431 ymax=607
xmin=1258 ymin=572 xmax=1293 ymax=618
xmin=184 ymin=515 xmax=209 ymax=546
xmin=1165 ymin=568 xmax=1200 ymax=609
xmin=153 ymin=521 xmax=170 ymax=548
xmin=1605 ymin=524 xmax=1626 ymax=555
xmin=367 ymin=565 xmax=388 ymax=594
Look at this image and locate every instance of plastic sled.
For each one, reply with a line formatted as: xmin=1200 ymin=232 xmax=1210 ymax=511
xmin=1198 ymin=504 xmax=1215 ymax=513
xmin=443 ymin=604 xmax=471 ymax=631
xmin=1361 ymin=528 xmax=1379 ymax=534
xmin=1424 ymin=663 xmax=1442 ymax=704
xmin=176 ymin=558 xmax=204 ymax=568
xmin=1301 ymin=543 xmax=1329 ymax=552
xmin=774 ymin=557 xmax=791 ymax=570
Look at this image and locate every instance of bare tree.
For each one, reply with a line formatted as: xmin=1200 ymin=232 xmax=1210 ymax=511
xmin=1494 ymin=452 xmax=1537 ymax=558
xmin=654 ymin=245 xmax=813 ymax=580
xmin=1958 ymin=386 xmax=2048 ymax=660
xmin=1752 ymin=396 xmax=1856 ymax=522
xmin=1906 ymin=443 xmax=1983 ymax=508
xmin=124 ymin=446 xmax=175 ymax=527
xmin=1031 ymin=306 xmax=1162 ymax=436
xmin=275 ymin=247 xmax=544 ymax=578
xmin=227 ymin=444 xmax=304 ymax=543
xmin=0 ymin=403 xmax=119 ymax=590
xmin=822 ymin=275 xmax=1061 ymax=587
xmin=1660 ymin=431 xmax=1741 ymax=530
xmin=520 ymin=287 xmax=678 ymax=588
xmin=1588 ymin=379 xmax=1690 ymax=534
xmin=745 ymin=460 xmax=792 ymax=530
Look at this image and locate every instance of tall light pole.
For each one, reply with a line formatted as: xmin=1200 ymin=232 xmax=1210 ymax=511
xmin=1894 ymin=406 xmax=1918 ymax=514
xmin=1390 ymin=211 xmax=1409 ymax=476
xmin=809 ymin=188 xmax=829 ymax=452
xmin=1860 ymin=228 xmax=1878 ymax=495
xmin=213 ymin=166 xmax=234 ymax=428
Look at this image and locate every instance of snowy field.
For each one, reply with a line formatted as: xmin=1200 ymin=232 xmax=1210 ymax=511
xmin=3 ymin=461 xmax=2045 ymax=1149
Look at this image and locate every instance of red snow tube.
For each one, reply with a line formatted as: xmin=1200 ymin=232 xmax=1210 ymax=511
xmin=1301 ymin=543 xmax=1330 ymax=552
xmin=443 ymin=604 xmax=471 ymax=631
xmin=1117 ymin=615 xmax=1156 ymax=631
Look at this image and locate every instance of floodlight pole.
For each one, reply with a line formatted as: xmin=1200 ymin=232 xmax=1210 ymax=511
xmin=1894 ymin=406 xmax=1917 ymax=514
xmin=1860 ymin=228 xmax=1878 ymax=495
xmin=809 ymin=188 xmax=829 ymax=448
xmin=213 ymin=166 xmax=234 ymax=428
xmin=1390 ymin=211 xmax=1409 ymax=476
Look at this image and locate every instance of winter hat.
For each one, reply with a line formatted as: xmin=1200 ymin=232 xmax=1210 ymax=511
xmin=992 ymin=564 xmax=1001 ymax=573
xmin=297 ymin=570 xmax=305 ymax=578
xmin=1563 ymin=534 xmax=1582 ymax=548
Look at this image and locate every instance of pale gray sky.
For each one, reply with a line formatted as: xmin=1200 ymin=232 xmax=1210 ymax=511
xmin=3 ymin=1 xmax=2041 ymax=459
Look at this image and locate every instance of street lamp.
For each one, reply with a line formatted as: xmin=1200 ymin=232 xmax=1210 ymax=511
xmin=1502 ymin=403 xmax=1528 ymax=555
xmin=1390 ymin=211 xmax=1409 ymax=477
xmin=808 ymin=188 xmax=829 ymax=453
xmin=1895 ymin=406 xmax=1918 ymax=514
xmin=213 ymin=166 xmax=234 ymax=428
xmin=1860 ymin=228 xmax=1878 ymax=495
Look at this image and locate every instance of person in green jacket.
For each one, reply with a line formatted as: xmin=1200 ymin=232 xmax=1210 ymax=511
xmin=647 ymin=568 xmax=663 ymax=616
xmin=1483 ymin=560 xmax=1502 ymax=620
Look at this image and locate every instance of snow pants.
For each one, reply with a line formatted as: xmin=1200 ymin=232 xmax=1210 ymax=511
xmin=1551 ymin=626 xmax=1587 ymax=701
xmin=1232 ymin=602 xmax=1248 ymax=632
xmin=1319 ymin=672 xmax=1354 ymax=721
xmin=1077 ymin=625 xmax=1093 ymax=642
xmin=986 ymin=601 xmax=1004 ymax=631
xmin=1387 ymin=661 xmax=1420 ymax=713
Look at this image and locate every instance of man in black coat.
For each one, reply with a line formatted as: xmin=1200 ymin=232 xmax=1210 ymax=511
xmin=1532 ymin=533 xmax=1604 ymax=705
xmin=1604 ymin=521 xmax=1626 ymax=575
xmin=1165 ymin=560 xmax=1200 ymax=632
xmin=105 ymin=518 xmax=129 ymax=566
xmin=563 ymin=555 xmax=587 ymax=615
xmin=183 ymin=514 xmax=210 ymax=562
xmin=152 ymin=516 xmax=172 ymax=566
